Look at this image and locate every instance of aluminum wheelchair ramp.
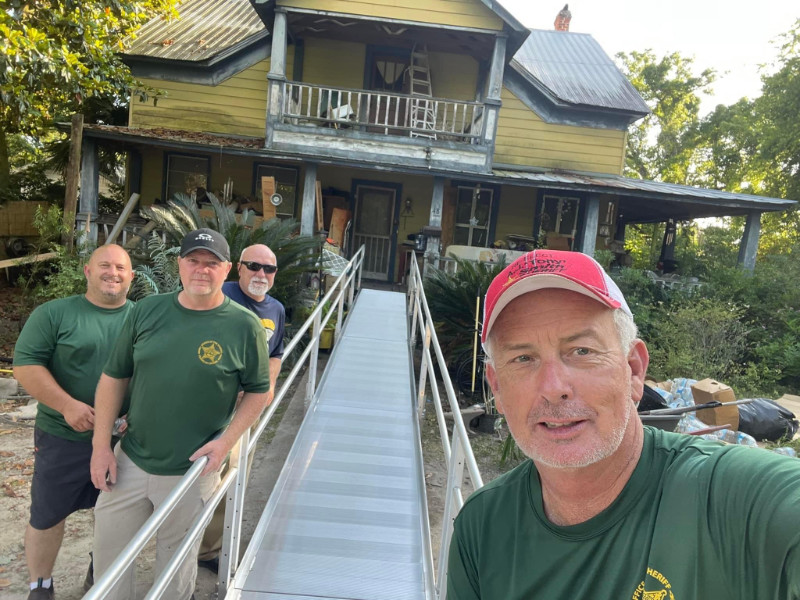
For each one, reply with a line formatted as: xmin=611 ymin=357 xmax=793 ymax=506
xmin=228 ymin=289 xmax=434 ymax=600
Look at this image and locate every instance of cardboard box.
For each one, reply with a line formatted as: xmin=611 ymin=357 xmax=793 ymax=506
xmin=691 ymin=378 xmax=739 ymax=429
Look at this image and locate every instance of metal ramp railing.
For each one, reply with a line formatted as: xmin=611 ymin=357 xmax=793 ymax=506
xmin=227 ymin=287 xmax=434 ymax=599
xmin=86 ymin=248 xmax=483 ymax=600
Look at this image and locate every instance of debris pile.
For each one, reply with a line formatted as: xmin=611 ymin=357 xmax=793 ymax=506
xmin=641 ymin=377 xmax=799 ymax=456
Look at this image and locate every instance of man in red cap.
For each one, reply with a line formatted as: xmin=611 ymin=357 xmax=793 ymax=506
xmin=447 ymin=250 xmax=800 ymax=600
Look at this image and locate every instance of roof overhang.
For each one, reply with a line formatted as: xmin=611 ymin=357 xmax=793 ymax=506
xmin=75 ymin=124 xmax=796 ymax=222
xmin=122 ymin=31 xmax=270 ymax=85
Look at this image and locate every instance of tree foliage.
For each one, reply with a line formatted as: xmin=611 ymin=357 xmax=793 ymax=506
xmin=0 ymin=0 xmax=178 ymax=195
xmin=617 ymin=50 xmax=715 ymax=184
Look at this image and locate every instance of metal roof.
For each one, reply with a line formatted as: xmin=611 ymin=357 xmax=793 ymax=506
xmin=492 ymin=168 xmax=795 ymax=220
xmin=512 ymin=29 xmax=650 ymax=115
xmin=124 ymin=0 xmax=267 ymax=63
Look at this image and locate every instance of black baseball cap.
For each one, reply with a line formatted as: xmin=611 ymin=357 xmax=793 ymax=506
xmin=180 ymin=228 xmax=230 ymax=261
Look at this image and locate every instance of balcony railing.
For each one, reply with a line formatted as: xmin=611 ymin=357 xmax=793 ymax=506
xmin=281 ymin=81 xmax=485 ymax=143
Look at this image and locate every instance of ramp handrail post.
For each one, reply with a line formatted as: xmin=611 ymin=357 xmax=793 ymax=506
xmin=230 ymin=426 xmax=250 ymax=571
xmin=408 ymin=262 xmax=420 ymax=348
xmin=416 ymin=322 xmax=431 ymax=418
xmin=334 ymin=277 xmax=346 ymax=345
xmin=306 ymin=308 xmax=322 ymax=405
xmin=347 ymin=261 xmax=356 ymax=310
xmin=436 ymin=432 xmax=467 ymax=600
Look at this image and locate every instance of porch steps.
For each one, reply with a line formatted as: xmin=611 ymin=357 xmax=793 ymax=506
xmin=409 ymin=44 xmax=437 ymax=140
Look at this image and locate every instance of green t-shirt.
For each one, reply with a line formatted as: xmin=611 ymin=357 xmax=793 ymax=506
xmin=448 ymin=427 xmax=800 ymax=600
xmin=13 ymin=295 xmax=134 ymax=442
xmin=104 ymin=292 xmax=270 ymax=476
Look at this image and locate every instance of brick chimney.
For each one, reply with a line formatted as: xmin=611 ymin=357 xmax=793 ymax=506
xmin=554 ymin=4 xmax=571 ymax=31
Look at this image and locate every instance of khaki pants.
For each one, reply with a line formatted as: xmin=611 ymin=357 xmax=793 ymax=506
xmin=93 ymin=447 xmax=219 ymax=600
xmin=197 ymin=434 xmax=255 ymax=561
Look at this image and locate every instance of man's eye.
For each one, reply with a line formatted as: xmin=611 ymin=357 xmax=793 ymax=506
xmin=574 ymin=347 xmax=591 ymax=356
xmin=512 ymin=355 xmax=531 ymax=363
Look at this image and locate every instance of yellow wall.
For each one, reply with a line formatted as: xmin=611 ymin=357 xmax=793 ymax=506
xmin=301 ymin=39 xmax=366 ymax=89
xmin=278 ymin=0 xmax=503 ymax=30
xmin=129 ymin=52 xmax=293 ymax=136
xmin=429 ymin=52 xmax=479 ymax=100
xmin=494 ymin=88 xmax=627 ymax=175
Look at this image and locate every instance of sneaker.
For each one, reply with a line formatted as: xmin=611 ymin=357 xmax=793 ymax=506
xmin=83 ymin=552 xmax=94 ymax=592
xmin=27 ymin=580 xmax=54 ymax=600
xmin=197 ymin=556 xmax=219 ymax=574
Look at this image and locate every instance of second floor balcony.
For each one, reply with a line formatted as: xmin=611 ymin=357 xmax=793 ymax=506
xmin=267 ymin=80 xmax=495 ymax=174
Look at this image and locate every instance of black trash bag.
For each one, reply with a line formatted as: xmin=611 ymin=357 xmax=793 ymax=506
xmin=737 ymin=398 xmax=799 ymax=442
xmin=638 ymin=385 xmax=670 ymax=413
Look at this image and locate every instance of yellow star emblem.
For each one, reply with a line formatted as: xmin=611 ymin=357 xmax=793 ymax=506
xmin=198 ymin=340 xmax=223 ymax=365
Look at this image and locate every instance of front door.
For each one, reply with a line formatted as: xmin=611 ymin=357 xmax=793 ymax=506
xmin=353 ymin=185 xmax=397 ymax=280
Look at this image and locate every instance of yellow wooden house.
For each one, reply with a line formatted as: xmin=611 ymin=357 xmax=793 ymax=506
xmin=75 ymin=0 xmax=794 ymax=281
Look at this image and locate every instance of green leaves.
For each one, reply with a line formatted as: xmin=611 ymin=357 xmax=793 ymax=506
xmin=0 ymin=0 xmax=179 ymax=195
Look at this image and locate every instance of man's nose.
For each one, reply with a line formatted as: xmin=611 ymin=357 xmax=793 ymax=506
xmin=537 ymin=359 xmax=572 ymax=403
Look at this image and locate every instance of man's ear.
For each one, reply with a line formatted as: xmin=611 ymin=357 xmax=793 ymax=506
xmin=627 ymin=339 xmax=650 ymax=403
xmin=485 ymin=362 xmax=505 ymax=415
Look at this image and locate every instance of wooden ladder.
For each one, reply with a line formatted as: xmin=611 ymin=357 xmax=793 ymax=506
xmin=408 ymin=44 xmax=437 ymax=139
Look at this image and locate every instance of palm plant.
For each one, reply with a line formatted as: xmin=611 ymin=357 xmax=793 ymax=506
xmin=130 ymin=233 xmax=181 ymax=299
xmin=423 ymin=257 xmax=507 ymax=353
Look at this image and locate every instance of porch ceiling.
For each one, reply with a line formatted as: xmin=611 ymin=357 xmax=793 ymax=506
xmin=285 ymin=13 xmax=497 ymax=59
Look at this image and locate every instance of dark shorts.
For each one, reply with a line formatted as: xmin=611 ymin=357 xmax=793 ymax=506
xmin=30 ymin=427 xmax=99 ymax=530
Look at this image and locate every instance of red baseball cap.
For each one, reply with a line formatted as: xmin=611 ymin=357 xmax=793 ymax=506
xmin=482 ymin=250 xmax=632 ymax=344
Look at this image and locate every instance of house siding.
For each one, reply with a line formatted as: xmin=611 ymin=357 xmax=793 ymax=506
xmin=277 ymin=0 xmax=503 ymax=30
xmin=301 ymin=39 xmax=367 ymax=89
xmin=494 ymin=87 xmax=627 ymax=175
xmin=129 ymin=53 xmax=293 ymax=136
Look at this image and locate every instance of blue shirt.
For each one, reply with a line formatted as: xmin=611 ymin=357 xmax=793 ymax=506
xmin=222 ymin=281 xmax=285 ymax=358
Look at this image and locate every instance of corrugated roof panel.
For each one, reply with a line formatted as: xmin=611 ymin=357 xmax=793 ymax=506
xmin=124 ymin=0 xmax=266 ymax=62
xmin=491 ymin=169 xmax=795 ymax=209
xmin=512 ymin=29 xmax=650 ymax=114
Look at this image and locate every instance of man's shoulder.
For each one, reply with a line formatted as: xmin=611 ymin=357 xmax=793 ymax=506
xmin=263 ymin=294 xmax=286 ymax=313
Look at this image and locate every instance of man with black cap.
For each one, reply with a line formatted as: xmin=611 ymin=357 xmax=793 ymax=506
xmin=90 ymin=228 xmax=270 ymax=600
xmin=447 ymin=250 xmax=800 ymax=600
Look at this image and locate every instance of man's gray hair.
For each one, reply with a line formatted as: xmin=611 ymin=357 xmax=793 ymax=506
xmin=484 ymin=307 xmax=639 ymax=365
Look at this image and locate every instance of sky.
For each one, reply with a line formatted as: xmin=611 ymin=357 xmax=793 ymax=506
xmin=500 ymin=0 xmax=799 ymax=115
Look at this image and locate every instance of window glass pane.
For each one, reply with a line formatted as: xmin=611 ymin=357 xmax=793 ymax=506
xmin=558 ymin=199 xmax=579 ymax=235
xmin=453 ymin=226 xmax=470 ymax=246
xmin=471 ymin=228 xmax=487 ymax=247
xmin=166 ymin=155 xmax=209 ymax=201
xmin=455 ymin=198 xmax=472 ymax=224
xmin=474 ymin=191 xmax=492 ymax=226
xmin=540 ymin=196 xmax=559 ymax=233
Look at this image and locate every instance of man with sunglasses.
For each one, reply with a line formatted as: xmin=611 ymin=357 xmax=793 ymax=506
xmin=197 ymin=243 xmax=285 ymax=573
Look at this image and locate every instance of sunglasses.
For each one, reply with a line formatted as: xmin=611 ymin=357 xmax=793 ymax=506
xmin=241 ymin=261 xmax=278 ymax=274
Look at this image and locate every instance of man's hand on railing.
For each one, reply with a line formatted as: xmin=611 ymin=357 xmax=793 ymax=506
xmin=91 ymin=445 xmax=117 ymax=492
xmin=189 ymin=438 xmax=230 ymax=476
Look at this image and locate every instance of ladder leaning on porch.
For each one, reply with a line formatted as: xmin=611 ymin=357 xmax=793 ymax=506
xmin=408 ymin=44 xmax=437 ymax=139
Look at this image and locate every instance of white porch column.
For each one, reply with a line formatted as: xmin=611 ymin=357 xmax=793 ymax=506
xmin=482 ymin=34 xmax=507 ymax=169
xmin=265 ymin=9 xmax=287 ymax=147
xmin=423 ymin=177 xmax=445 ymax=277
xmin=577 ymin=195 xmax=600 ymax=256
xmin=300 ymin=162 xmax=318 ymax=237
xmin=737 ymin=209 xmax=762 ymax=272
xmin=77 ymin=138 xmax=99 ymax=243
